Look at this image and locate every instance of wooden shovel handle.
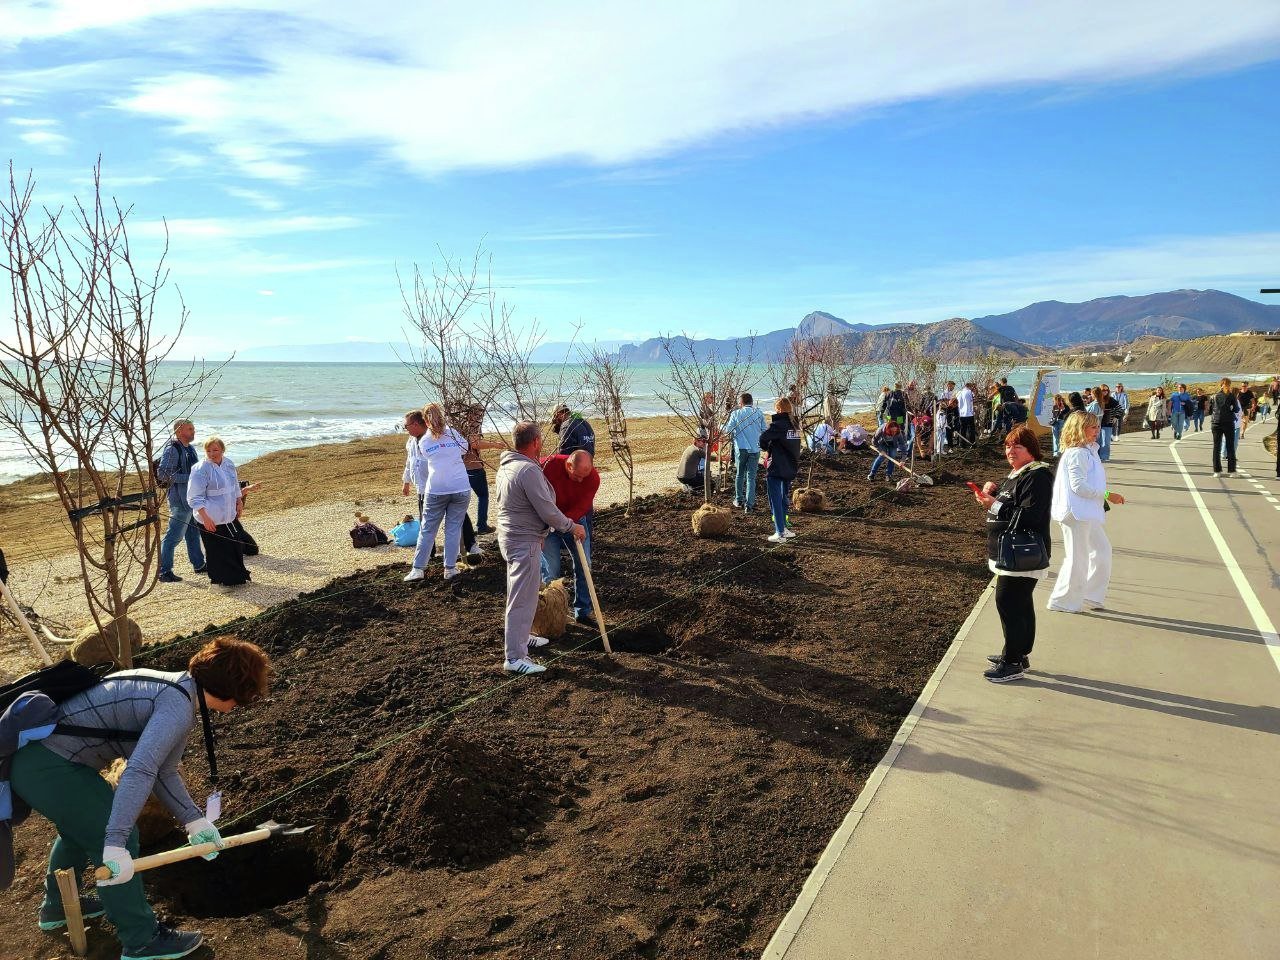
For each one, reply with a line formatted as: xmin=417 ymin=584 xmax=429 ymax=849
xmin=94 ymin=826 xmax=272 ymax=881
xmin=573 ymin=539 xmax=611 ymax=654
xmin=0 ymin=577 xmax=52 ymax=666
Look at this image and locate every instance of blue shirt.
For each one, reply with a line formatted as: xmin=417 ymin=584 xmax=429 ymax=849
xmin=724 ymin=405 xmax=766 ymax=453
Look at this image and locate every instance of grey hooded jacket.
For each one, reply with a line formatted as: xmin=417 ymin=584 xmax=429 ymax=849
xmin=494 ymin=451 xmax=574 ymax=542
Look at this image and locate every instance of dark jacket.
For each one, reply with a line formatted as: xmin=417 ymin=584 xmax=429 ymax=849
xmin=759 ymin=413 xmax=802 ymax=481
xmin=555 ymin=414 xmax=596 ymax=456
xmin=886 ymin=390 xmax=907 ymax=419
xmin=1208 ymin=390 xmax=1239 ymax=428
xmin=986 ymin=462 xmax=1054 ymax=569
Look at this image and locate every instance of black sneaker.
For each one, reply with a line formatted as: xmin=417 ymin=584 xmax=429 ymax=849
xmin=987 ymin=654 xmax=1030 ymax=668
xmin=121 ymin=924 xmax=204 ymax=960
xmin=192 ymin=565 xmax=208 ymax=574
xmin=983 ymin=661 xmax=1026 ymax=683
xmin=38 ymin=895 xmax=106 ymax=930
xmin=157 ymin=571 xmax=182 ymax=583
xmin=475 ymin=525 xmax=495 ymax=535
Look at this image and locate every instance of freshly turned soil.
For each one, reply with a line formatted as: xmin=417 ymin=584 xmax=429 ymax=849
xmin=1 ymin=442 xmax=1004 ymax=959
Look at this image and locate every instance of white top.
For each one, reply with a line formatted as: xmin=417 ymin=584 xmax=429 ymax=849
xmin=840 ymin=424 xmax=866 ymax=442
xmin=187 ymin=458 xmax=241 ymax=525
xmin=957 ymin=387 xmax=975 ymax=417
xmin=421 ymin=428 xmax=471 ymax=495
xmin=1051 ymin=444 xmax=1106 ymax=523
xmin=812 ymin=423 xmax=835 ymax=443
xmin=403 ymin=435 xmax=429 ymax=493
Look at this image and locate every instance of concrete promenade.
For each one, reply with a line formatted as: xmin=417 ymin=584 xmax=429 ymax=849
xmin=766 ymin=423 xmax=1280 ymax=960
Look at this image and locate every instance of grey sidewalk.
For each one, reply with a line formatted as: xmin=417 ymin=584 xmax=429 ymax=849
xmin=767 ymin=426 xmax=1280 ymax=960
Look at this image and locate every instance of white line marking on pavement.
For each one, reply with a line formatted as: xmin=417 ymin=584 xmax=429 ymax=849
xmin=760 ymin=579 xmax=995 ymax=959
xmin=1170 ymin=444 xmax=1280 ymax=676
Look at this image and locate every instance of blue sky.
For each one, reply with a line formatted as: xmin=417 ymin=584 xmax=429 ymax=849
xmin=2 ymin=1 xmax=1279 ymax=359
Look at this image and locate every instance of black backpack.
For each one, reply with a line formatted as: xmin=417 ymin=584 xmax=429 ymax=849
xmin=0 ymin=660 xmax=111 ymax=715
xmin=152 ymin=439 xmax=180 ymax=490
xmin=887 ymin=391 xmax=907 ymax=418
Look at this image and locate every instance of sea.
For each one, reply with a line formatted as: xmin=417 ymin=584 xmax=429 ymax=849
xmin=0 ymin=360 xmax=1271 ymax=484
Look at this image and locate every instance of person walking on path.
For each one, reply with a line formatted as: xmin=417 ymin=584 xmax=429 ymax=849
xmin=156 ymin=418 xmax=206 ymax=583
xmin=759 ymin=398 xmax=802 ymax=544
xmin=1047 ymin=412 xmax=1125 ymax=613
xmin=1113 ymin=383 xmax=1130 ymax=435
xmin=404 ymin=403 xmax=472 ymax=583
xmin=186 ymin=437 xmax=250 ymax=586
xmin=1238 ymin=383 xmax=1258 ymax=438
xmin=1193 ymin=388 xmax=1208 ymax=432
xmin=1145 ymin=387 xmax=1168 ymax=440
xmin=7 ymin=636 xmax=270 ymax=960
xmin=1210 ymin=378 xmax=1240 ymax=476
xmin=1168 ymin=383 xmax=1191 ymax=440
xmin=540 ymin=450 xmax=600 ymax=623
xmin=1086 ymin=386 xmax=1115 ymax=462
xmin=1049 ymin=395 xmax=1069 ymax=457
xmin=867 ymin=421 xmax=903 ymax=482
xmin=956 ymin=381 xmax=976 ymax=446
xmin=495 ymin=422 xmax=586 ymax=675
xmin=971 ymin=424 xmax=1054 ymax=682
xmin=725 ymin=392 xmax=766 ymax=511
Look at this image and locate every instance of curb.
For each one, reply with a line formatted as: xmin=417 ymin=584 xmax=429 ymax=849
xmin=760 ymin=576 xmax=996 ymax=959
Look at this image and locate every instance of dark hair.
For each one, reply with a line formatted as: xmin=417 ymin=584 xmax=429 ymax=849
xmin=513 ymin=421 xmax=541 ymax=450
xmin=1004 ymin=424 xmax=1043 ymax=460
xmin=189 ymin=636 xmax=271 ymax=705
xmin=1067 ymin=391 xmax=1085 ymax=411
xmin=740 ymin=392 xmax=752 ymax=405
xmin=404 ymin=410 xmax=425 ymax=427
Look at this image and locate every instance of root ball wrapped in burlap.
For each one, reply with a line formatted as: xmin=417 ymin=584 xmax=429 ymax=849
xmin=102 ymin=758 xmax=175 ymax=845
xmin=691 ymin=503 xmax=731 ymax=538
xmin=791 ymin=487 xmax=829 ymax=512
xmin=70 ymin=617 xmax=143 ymax=667
xmin=532 ymin=577 xmax=570 ymax=639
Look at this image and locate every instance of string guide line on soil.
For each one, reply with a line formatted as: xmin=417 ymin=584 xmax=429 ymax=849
xmin=221 ymin=477 xmax=911 ymax=831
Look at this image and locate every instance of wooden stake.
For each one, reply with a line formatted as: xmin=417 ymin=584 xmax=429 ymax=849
xmin=573 ymin=539 xmax=612 ymax=654
xmin=0 ymin=577 xmax=52 ymax=666
xmin=54 ymin=868 xmax=87 ymax=956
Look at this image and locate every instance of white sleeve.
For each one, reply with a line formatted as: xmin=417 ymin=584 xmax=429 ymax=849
xmin=1065 ymin=452 xmax=1105 ymax=502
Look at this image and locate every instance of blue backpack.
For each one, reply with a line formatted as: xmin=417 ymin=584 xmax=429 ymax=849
xmin=389 ymin=518 xmax=420 ymax=547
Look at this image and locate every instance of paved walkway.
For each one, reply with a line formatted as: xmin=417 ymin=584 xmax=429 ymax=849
xmin=766 ymin=423 xmax=1280 ymax=960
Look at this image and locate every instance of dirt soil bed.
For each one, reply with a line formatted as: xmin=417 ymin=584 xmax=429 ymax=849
xmin=2 ymin=442 xmax=1004 ymax=959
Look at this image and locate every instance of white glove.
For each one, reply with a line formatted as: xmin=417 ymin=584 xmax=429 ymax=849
xmin=99 ymin=846 xmax=134 ymax=886
xmin=184 ymin=817 xmax=224 ymax=861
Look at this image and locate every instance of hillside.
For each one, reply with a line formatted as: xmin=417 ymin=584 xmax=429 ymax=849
xmin=1050 ymin=332 xmax=1280 ymax=373
xmin=975 ymin=289 xmax=1280 ymax=348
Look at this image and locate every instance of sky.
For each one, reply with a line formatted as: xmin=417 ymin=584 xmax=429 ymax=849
xmin=2 ymin=0 xmax=1279 ymax=359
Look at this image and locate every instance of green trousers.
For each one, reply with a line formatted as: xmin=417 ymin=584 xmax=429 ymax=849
xmin=9 ymin=742 xmax=157 ymax=948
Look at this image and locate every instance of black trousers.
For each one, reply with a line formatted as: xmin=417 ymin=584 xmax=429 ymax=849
xmin=198 ymin=524 xmax=251 ymax=585
xmin=958 ymin=416 xmax=976 ymax=445
xmin=995 ymin=575 xmax=1038 ymax=662
xmin=1211 ymin=423 xmax=1236 ymax=473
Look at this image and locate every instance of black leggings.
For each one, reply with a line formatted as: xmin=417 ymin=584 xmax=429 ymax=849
xmin=994 ymin=575 xmax=1038 ymax=662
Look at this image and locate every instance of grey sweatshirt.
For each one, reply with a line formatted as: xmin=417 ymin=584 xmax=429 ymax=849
xmin=43 ymin=669 xmax=203 ymax=847
xmin=494 ymin=451 xmax=574 ymax=542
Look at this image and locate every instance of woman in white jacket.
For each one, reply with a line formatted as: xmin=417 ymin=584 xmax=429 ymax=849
xmin=1048 ymin=412 xmax=1126 ymax=612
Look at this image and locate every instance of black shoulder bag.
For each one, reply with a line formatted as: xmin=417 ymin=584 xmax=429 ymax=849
xmin=994 ymin=507 xmax=1048 ymax=572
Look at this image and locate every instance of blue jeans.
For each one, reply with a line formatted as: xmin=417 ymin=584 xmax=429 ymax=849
xmin=766 ymin=476 xmax=791 ymax=537
xmin=1192 ymin=410 xmax=1205 ymax=431
xmin=540 ymin=513 xmax=593 ymax=618
xmin=159 ymin=491 xmax=204 ymax=575
xmin=413 ymin=490 xmax=471 ymax=571
xmin=735 ymin=449 xmax=759 ymax=509
xmin=1098 ymin=426 xmax=1112 ymax=461
xmin=1171 ymin=410 xmax=1186 ymax=439
xmin=869 ymin=449 xmax=896 ymax=479
xmin=467 ymin=468 xmax=489 ymax=529
xmin=1051 ymin=421 xmax=1063 ymax=456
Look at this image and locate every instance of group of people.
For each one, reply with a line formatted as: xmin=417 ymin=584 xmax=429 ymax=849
xmin=155 ymin=420 xmax=259 ymax=588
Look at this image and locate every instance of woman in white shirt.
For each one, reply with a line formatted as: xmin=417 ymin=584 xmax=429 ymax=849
xmin=405 ymin=403 xmax=472 ymax=582
xmin=186 ymin=436 xmax=250 ymax=586
xmin=1047 ymin=412 xmax=1125 ymax=612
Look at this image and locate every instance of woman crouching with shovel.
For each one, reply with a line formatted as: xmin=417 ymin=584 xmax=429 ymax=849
xmin=8 ymin=636 xmax=270 ymax=960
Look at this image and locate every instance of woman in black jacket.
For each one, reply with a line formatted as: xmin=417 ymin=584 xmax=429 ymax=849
xmin=972 ymin=424 xmax=1054 ymax=683
xmin=758 ymin=397 xmax=803 ymax=544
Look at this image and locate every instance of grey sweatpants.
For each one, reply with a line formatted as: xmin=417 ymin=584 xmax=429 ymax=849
xmin=500 ymin=537 xmax=543 ymax=662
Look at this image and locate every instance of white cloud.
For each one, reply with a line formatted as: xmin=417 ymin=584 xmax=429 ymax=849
xmin=224 ymin=186 xmax=284 ymax=211
xmin=18 ymin=129 xmax=70 ymax=152
xmin=257 ymin=289 xmax=275 ymax=296
xmin=2 ymin=1 xmax=1263 ymax=176
xmin=7 ymin=117 xmax=57 ymax=127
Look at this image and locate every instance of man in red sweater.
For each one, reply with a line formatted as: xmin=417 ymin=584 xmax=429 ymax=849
xmin=540 ymin=450 xmax=600 ymax=622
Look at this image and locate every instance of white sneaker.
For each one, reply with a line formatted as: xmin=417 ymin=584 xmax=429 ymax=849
xmin=403 ymin=568 xmax=426 ymax=582
xmin=767 ymin=533 xmax=786 ymax=543
xmin=782 ymin=529 xmax=796 ymax=539
xmin=732 ymin=499 xmax=741 ymax=508
xmin=1213 ymin=471 xmax=1221 ymax=477
xmin=443 ymin=567 xmax=461 ymax=580
xmin=527 ymin=635 xmax=550 ymax=649
xmin=468 ymin=544 xmax=483 ymax=556
xmin=503 ymin=657 xmax=546 ymax=675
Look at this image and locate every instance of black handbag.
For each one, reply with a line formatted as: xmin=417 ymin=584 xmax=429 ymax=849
xmin=995 ymin=508 xmax=1048 ymax=572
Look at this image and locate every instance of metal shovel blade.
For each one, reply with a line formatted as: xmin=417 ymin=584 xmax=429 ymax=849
xmin=257 ymin=820 xmax=315 ymax=837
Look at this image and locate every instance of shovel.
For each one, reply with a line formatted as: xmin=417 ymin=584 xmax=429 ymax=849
xmin=870 ymin=448 xmax=934 ymax=487
xmin=93 ymin=820 xmax=313 ymax=883
xmin=573 ymin=539 xmax=612 ymax=654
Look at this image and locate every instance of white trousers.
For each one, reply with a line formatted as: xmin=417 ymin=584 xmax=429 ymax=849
xmin=1048 ymin=516 xmax=1111 ymax=611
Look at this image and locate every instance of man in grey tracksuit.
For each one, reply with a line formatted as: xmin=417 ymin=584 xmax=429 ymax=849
xmin=494 ymin=422 xmax=586 ymax=675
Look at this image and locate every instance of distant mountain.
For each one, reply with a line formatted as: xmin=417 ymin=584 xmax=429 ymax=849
xmin=613 ymin=312 xmax=1036 ymax=363
xmin=529 ymin=340 xmax=636 ymax=363
xmin=975 ymin=289 xmax=1280 ymax=348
